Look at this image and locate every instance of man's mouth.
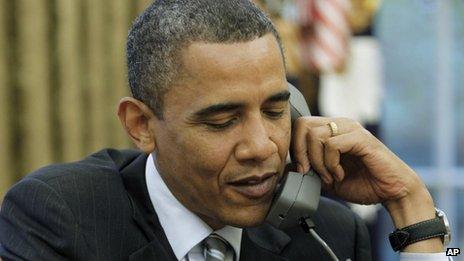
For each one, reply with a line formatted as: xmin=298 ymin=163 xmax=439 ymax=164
xmin=227 ymin=172 xmax=278 ymax=199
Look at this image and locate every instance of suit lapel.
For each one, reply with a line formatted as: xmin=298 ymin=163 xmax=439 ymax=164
xmin=241 ymin=224 xmax=291 ymax=261
xmin=128 ymin=238 xmax=177 ymax=261
xmin=120 ymin=153 xmax=177 ymax=261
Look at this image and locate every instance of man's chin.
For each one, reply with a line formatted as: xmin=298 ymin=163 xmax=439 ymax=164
xmin=222 ymin=217 xmax=266 ymax=228
xmin=219 ymin=204 xmax=271 ymax=228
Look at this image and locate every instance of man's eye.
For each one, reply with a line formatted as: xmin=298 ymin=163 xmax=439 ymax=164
xmin=264 ymin=110 xmax=285 ymax=118
xmin=204 ymin=119 xmax=237 ymax=130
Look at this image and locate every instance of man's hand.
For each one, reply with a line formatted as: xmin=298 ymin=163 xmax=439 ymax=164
xmin=291 ymin=116 xmax=443 ymax=252
xmin=292 ymin=116 xmax=419 ymax=205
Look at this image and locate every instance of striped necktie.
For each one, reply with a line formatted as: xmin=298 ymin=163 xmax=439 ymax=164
xmin=202 ymin=233 xmax=234 ymax=261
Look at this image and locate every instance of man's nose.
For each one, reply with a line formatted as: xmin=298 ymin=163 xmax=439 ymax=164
xmin=235 ymin=116 xmax=278 ymax=162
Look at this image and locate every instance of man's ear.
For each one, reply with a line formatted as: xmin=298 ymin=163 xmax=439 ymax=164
xmin=117 ymin=97 xmax=157 ymax=153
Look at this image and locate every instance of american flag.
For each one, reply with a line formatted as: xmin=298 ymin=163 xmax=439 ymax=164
xmin=298 ymin=0 xmax=351 ymax=73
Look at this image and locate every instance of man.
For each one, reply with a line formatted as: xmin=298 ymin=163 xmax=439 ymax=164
xmin=0 ymin=1 xmax=450 ymax=260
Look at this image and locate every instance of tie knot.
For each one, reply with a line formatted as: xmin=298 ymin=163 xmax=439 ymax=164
xmin=203 ymin=233 xmax=233 ymax=261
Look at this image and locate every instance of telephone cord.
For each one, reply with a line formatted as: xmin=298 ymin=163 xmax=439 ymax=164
xmin=300 ymin=218 xmax=339 ymax=261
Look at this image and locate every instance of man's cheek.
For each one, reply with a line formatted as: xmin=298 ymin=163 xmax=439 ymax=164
xmin=276 ymin=127 xmax=291 ymax=158
xmin=184 ymin=140 xmax=230 ymax=170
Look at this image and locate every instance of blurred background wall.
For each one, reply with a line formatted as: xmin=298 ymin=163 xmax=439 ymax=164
xmin=376 ymin=0 xmax=463 ymax=259
xmin=0 ymin=0 xmax=156 ymax=199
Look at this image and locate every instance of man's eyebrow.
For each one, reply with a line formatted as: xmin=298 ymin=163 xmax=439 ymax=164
xmin=265 ymin=90 xmax=291 ymax=103
xmin=192 ymin=102 xmax=245 ymax=119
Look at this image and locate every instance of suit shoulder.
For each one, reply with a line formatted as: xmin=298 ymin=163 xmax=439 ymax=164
xmin=5 ymin=148 xmax=144 ymax=223
xmin=8 ymin=148 xmax=144 ymax=206
xmin=1 ymin=149 xmax=146 ymax=259
xmin=25 ymin=148 xmax=142 ymax=183
xmin=312 ymin=197 xmax=364 ymax=230
xmin=317 ymin=197 xmax=357 ymax=219
xmin=314 ymin=197 xmax=370 ymax=249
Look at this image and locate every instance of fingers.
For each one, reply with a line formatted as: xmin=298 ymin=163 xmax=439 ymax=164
xmin=323 ymin=131 xmax=361 ymax=183
xmin=292 ymin=116 xmax=369 ymax=185
xmin=295 ymin=116 xmax=352 ymax=131
xmin=322 ymin=129 xmax=374 ymax=182
xmin=291 ymin=117 xmax=311 ymax=173
xmin=323 ymin=138 xmax=345 ymax=182
xmin=307 ymin=125 xmax=334 ymax=183
xmin=292 ymin=116 xmax=351 ymax=173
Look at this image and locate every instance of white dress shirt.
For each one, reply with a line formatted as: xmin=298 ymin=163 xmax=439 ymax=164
xmin=146 ymin=154 xmax=242 ymax=261
xmin=145 ymin=153 xmax=449 ymax=261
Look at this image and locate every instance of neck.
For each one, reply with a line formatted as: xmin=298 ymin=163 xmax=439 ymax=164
xmin=198 ymin=212 xmax=226 ymax=230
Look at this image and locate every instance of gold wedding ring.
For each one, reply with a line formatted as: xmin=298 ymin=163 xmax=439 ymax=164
xmin=328 ymin=122 xmax=339 ymax=137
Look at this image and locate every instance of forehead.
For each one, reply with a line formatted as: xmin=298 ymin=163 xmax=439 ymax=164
xmin=181 ymin=34 xmax=284 ymax=83
xmin=163 ymin=34 xmax=287 ymax=114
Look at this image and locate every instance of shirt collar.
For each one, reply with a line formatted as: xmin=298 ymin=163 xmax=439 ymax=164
xmin=145 ymin=153 xmax=242 ymax=260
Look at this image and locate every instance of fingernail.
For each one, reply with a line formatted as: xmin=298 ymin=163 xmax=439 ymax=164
xmin=326 ymin=174 xmax=334 ymax=184
xmin=321 ymin=175 xmax=330 ymax=184
xmin=303 ymin=162 xmax=311 ymax=174
xmin=297 ymin=163 xmax=304 ymax=174
xmin=335 ymin=169 xmax=344 ymax=182
xmin=321 ymin=176 xmax=328 ymax=184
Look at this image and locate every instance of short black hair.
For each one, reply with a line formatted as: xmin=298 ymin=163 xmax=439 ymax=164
xmin=126 ymin=0 xmax=283 ymax=119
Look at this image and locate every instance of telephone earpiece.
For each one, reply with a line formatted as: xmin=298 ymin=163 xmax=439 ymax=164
xmin=265 ymin=83 xmax=321 ymax=229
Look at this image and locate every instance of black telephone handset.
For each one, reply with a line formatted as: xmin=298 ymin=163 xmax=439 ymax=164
xmin=265 ymin=83 xmax=321 ymax=229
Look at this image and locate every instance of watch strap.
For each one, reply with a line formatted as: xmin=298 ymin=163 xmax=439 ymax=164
xmin=389 ymin=217 xmax=447 ymax=252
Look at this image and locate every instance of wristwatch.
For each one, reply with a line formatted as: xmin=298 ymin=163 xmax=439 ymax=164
xmin=389 ymin=208 xmax=451 ymax=252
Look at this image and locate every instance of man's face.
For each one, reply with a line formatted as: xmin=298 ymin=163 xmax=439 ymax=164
xmin=151 ymin=34 xmax=290 ymax=229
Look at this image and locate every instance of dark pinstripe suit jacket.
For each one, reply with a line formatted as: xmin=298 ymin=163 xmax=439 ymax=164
xmin=0 ymin=149 xmax=371 ymax=261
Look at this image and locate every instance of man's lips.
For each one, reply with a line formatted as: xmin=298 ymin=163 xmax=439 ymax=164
xmin=227 ymin=172 xmax=278 ymax=199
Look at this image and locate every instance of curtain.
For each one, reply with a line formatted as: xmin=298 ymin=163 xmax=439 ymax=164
xmin=0 ymin=0 xmax=152 ymax=201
